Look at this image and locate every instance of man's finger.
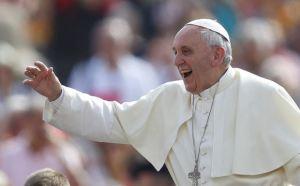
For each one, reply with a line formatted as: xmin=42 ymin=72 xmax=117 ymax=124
xmin=26 ymin=66 xmax=41 ymax=76
xmin=24 ymin=70 xmax=36 ymax=79
xmin=47 ymin=67 xmax=55 ymax=78
xmin=34 ymin=61 xmax=48 ymax=72
xmin=48 ymin=67 xmax=53 ymax=74
xmin=23 ymin=79 xmax=36 ymax=88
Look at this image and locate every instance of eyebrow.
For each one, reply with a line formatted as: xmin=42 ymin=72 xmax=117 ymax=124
xmin=181 ymin=46 xmax=190 ymax=50
xmin=172 ymin=45 xmax=193 ymax=54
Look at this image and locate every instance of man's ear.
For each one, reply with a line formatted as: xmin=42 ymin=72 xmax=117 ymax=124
xmin=210 ymin=46 xmax=225 ymax=67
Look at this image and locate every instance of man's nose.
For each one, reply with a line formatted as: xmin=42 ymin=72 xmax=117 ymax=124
xmin=174 ymin=55 xmax=184 ymax=67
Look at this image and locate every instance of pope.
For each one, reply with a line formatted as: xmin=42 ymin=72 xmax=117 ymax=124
xmin=24 ymin=19 xmax=300 ymax=185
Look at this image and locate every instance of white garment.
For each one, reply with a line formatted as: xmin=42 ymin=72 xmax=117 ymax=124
xmin=68 ymin=55 xmax=160 ymax=102
xmin=166 ymin=82 xmax=300 ymax=185
xmin=43 ymin=67 xmax=300 ymax=185
xmin=0 ymin=136 xmax=65 ymax=186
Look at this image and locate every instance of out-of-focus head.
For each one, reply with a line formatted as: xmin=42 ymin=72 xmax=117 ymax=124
xmin=260 ymin=54 xmax=300 ymax=100
xmin=92 ymin=17 xmax=133 ymax=58
xmin=5 ymin=93 xmax=48 ymax=145
xmin=5 ymin=93 xmax=44 ymax=120
xmin=25 ymin=168 xmax=70 ymax=186
xmin=236 ymin=18 xmax=283 ymax=72
xmin=0 ymin=3 xmax=43 ymax=79
xmin=0 ymin=2 xmax=28 ymax=47
xmin=237 ymin=18 xmax=281 ymax=53
xmin=172 ymin=19 xmax=231 ymax=94
xmin=4 ymin=94 xmax=31 ymax=137
xmin=0 ymin=41 xmax=42 ymax=82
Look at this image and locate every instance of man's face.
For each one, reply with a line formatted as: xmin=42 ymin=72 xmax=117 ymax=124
xmin=172 ymin=25 xmax=214 ymax=94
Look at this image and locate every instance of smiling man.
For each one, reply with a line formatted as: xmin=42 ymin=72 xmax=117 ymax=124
xmin=24 ymin=19 xmax=300 ymax=185
xmin=173 ymin=20 xmax=231 ymax=94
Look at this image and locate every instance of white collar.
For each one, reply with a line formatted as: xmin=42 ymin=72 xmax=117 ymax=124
xmin=195 ymin=66 xmax=235 ymax=99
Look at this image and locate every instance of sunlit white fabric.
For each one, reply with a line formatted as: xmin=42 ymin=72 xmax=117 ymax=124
xmin=43 ymin=67 xmax=300 ymax=185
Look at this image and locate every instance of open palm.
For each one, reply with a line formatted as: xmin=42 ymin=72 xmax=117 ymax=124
xmin=24 ymin=61 xmax=62 ymax=101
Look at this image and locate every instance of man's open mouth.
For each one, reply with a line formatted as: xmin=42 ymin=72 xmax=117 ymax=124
xmin=181 ymin=70 xmax=192 ymax=78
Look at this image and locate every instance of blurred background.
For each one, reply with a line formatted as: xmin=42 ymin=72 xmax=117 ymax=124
xmin=0 ymin=0 xmax=300 ymax=185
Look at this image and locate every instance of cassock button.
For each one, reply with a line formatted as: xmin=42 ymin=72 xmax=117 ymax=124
xmin=201 ymin=152 xmax=207 ymax=156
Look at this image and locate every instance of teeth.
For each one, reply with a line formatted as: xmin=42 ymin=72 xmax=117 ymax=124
xmin=181 ymin=70 xmax=192 ymax=78
xmin=180 ymin=69 xmax=192 ymax=74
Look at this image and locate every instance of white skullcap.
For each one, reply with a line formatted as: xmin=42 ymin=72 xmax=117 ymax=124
xmin=187 ymin=19 xmax=230 ymax=43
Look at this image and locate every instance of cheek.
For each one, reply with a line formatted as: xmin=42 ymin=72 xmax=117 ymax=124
xmin=192 ymin=55 xmax=211 ymax=71
xmin=191 ymin=62 xmax=205 ymax=76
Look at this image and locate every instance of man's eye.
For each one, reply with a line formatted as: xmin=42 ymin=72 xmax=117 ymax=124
xmin=182 ymin=49 xmax=191 ymax=55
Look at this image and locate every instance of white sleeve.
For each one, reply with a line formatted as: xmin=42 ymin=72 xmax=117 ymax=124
xmin=43 ymin=86 xmax=129 ymax=144
xmin=284 ymin=154 xmax=300 ymax=185
xmin=43 ymin=82 xmax=190 ymax=171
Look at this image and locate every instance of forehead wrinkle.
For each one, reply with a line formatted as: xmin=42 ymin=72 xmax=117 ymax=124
xmin=173 ymin=26 xmax=202 ymax=49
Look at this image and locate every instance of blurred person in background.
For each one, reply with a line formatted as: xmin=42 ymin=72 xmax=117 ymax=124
xmin=68 ymin=16 xmax=159 ymax=102
xmin=68 ymin=16 xmax=161 ymax=185
xmin=24 ymin=18 xmax=300 ymax=185
xmin=0 ymin=95 xmax=28 ymax=141
xmin=258 ymin=18 xmax=300 ymax=106
xmin=0 ymin=41 xmax=39 ymax=106
xmin=234 ymin=18 xmax=282 ymax=74
xmin=0 ymin=2 xmax=29 ymax=48
xmin=145 ymin=34 xmax=181 ymax=84
xmin=234 ymin=17 xmax=300 ymax=106
xmin=0 ymin=2 xmax=52 ymax=156
xmin=0 ymin=42 xmax=32 ymax=107
xmin=260 ymin=55 xmax=300 ymax=106
xmin=0 ymin=94 xmax=87 ymax=186
xmin=0 ymin=2 xmax=48 ymax=120
xmin=46 ymin=0 xmax=122 ymax=84
xmin=25 ymin=168 xmax=70 ymax=186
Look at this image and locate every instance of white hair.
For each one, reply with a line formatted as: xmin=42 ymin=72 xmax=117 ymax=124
xmin=199 ymin=29 xmax=232 ymax=66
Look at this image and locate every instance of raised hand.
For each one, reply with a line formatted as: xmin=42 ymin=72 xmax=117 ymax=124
xmin=23 ymin=61 xmax=62 ymax=101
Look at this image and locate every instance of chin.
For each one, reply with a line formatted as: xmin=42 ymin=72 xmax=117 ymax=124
xmin=184 ymin=83 xmax=196 ymax=94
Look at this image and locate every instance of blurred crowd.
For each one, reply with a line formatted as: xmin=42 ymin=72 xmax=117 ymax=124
xmin=0 ymin=0 xmax=300 ymax=185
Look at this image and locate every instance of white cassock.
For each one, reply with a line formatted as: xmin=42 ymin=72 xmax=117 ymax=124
xmin=43 ymin=66 xmax=300 ymax=185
